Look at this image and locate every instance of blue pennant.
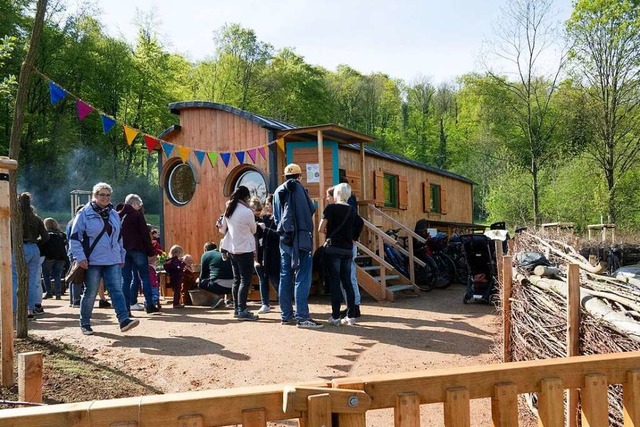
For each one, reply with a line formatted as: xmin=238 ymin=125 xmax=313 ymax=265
xmin=235 ymin=151 xmax=245 ymax=165
xmin=161 ymin=142 xmax=175 ymax=157
xmin=101 ymin=115 xmax=116 ymax=134
xmin=220 ymin=152 xmax=231 ymax=167
xmin=48 ymin=81 xmax=67 ymax=105
xmin=194 ymin=150 xmax=206 ymax=165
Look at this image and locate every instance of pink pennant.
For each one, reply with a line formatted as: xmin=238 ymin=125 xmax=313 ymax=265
xmin=257 ymin=146 xmax=266 ymax=160
xmin=247 ymin=149 xmax=257 ymax=164
xmin=76 ymin=100 xmax=94 ymax=121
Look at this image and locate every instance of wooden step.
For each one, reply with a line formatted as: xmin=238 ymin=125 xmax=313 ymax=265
xmin=373 ymin=274 xmax=400 ymax=281
xmin=386 ymin=284 xmax=416 ymax=293
xmin=361 ymin=266 xmax=381 ymax=272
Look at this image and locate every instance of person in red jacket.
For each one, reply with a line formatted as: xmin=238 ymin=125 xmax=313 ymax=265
xmin=116 ymin=194 xmax=158 ymax=315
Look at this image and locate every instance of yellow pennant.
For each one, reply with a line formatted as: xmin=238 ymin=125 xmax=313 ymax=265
xmin=177 ymin=146 xmax=191 ymax=163
xmin=123 ymin=126 xmax=139 ymax=145
xmin=276 ymin=137 xmax=285 ymax=152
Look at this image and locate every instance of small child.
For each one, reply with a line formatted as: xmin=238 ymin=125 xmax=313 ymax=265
xmin=148 ymin=261 xmax=161 ymax=311
xmin=163 ymin=245 xmax=186 ymax=309
xmin=181 ymin=254 xmax=199 ymax=305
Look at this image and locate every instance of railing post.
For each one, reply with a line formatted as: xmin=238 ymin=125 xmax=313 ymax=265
xmin=242 ymin=408 xmax=267 ymax=427
xmin=306 ymin=393 xmax=332 ymax=427
xmin=394 ymin=392 xmax=419 ymax=427
xmin=0 ymin=157 xmax=17 ymax=388
xmin=177 ymin=414 xmax=203 ymax=427
xmin=538 ymin=377 xmax=563 ymax=426
xmin=567 ymin=263 xmax=581 ymax=427
xmin=491 ymin=382 xmax=518 ymax=427
xmin=18 ymin=351 xmax=42 ymax=404
xmin=581 ymin=373 xmax=608 ymax=427
xmin=408 ymin=236 xmax=415 ymax=285
xmin=495 ymin=241 xmax=504 ymax=286
xmin=624 ymin=370 xmax=640 ymax=426
xmin=444 ymin=387 xmax=470 ymax=427
xmin=333 ymin=379 xmax=367 ymax=427
xmin=502 ymin=255 xmax=512 ymax=363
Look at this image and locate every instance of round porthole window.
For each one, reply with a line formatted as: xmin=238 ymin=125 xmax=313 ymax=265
xmin=166 ymin=163 xmax=196 ymax=206
xmin=234 ymin=169 xmax=267 ymax=202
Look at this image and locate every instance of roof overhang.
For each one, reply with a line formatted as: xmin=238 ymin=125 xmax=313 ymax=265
xmin=275 ymin=124 xmax=374 ymax=145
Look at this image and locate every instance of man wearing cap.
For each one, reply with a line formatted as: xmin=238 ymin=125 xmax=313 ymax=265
xmin=273 ymin=163 xmax=323 ymax=328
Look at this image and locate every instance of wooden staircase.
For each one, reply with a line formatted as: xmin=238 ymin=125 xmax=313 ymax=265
xmin=353 ymin=203 xmax=428 ymax=301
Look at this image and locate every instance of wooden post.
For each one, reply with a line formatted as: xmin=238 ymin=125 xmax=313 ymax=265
xmin=0 ymin=157 xmax=17 ymax=387
xmin=495 ymin=241 xmax=504 ymax=286
xmin=394 ymin=392 xmax=420 ymax=427
xmin=537 ymin=378 xmax=563 ymax=426
xmin=502 ymin=255 xmax=512 ymax=363
xmin=567 ymin=263 xmax=580 ymax=427
xmin=18 ymin=351 xmax=42 ymax=404
xmin=333 ymin=379 xmax=366 ymax=427
xmin=624 ymin=370 xmax=640 ymax=426
xmin=317 ymin=130 xmax=325 ymax=217
xmin=581 ymin=373 xmax=608 ymax=427
xmin=444 ymin=387 xmax=470 ymax=427
xmin=491 ymin=383 xmax=518 ymax=427
xmin=306 ymin=393 xmax=331 ymax=427
xmin=360 ymin=143 xmax=366 ymax=200
xmin=242 ymin=408 xmax=267 ymax=427
xmin=178 ymin=414 xmax=204 ymax=427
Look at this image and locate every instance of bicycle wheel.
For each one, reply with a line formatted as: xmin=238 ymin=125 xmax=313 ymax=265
xmin=415 ymin=263 xmax=435 ymax=291
xmin=431 ymin=253 xmax=454 ymax=289
xmin=436 ymin=253 xmax=457 ymax=287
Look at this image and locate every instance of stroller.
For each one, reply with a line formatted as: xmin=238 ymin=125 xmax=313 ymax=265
xmin=460 ymin=234 xmax=498 ymax=304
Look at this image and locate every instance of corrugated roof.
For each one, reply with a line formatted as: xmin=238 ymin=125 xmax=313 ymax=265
xmin=343 ymin=144 xmax=475 ymax=185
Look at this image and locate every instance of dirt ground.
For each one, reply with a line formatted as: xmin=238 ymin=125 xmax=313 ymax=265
xmin=7 ymin=285 xmax=499 ymax=426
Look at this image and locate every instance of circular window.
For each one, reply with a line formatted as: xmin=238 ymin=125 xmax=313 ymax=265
xmin=166 ymin=163 xmax=196 ymax=206
xmin=235 ymin=169 xmax=267 ymax=202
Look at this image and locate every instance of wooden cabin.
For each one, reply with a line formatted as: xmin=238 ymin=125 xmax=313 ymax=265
xmin=158 ymin=102 xmax=474 ymax=263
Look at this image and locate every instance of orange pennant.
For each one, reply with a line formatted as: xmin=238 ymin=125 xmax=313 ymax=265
xmin=123 ymin=126 xmax=139 ymax=145
xmin=177 ymin=146 xmax=190 ymax=163
xmin=276 ymin=138 xmax=285 ymax=152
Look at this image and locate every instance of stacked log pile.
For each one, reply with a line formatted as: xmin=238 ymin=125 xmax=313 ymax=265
xmin=508 ymin=232 xmax=640 ymax=426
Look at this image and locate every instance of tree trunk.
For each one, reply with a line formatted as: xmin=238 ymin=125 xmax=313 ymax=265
xmin=532 ymin=160 xmax=539 ymax=227
xmin=8 ymin=0 xmax=48 ymax=338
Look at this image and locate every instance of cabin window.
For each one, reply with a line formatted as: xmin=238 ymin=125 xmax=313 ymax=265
xmin=383 ymin=173 xmax=398 ymax=208
xmin=166 ymin=163 xmax=196 ymax=206
xmin=430 ymin=184 xmax=441 ymax=213
xmin=234 ymin=168 xmax=268 ymax=202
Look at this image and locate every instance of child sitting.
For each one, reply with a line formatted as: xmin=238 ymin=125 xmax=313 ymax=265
xmin=181 ymin=254 xmax=199 ymax=305
xmin=163 ymin=245 xmax=186 ymax=309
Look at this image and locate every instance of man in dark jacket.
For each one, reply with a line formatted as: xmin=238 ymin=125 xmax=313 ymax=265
xmin=117 ymin=194 xmax=158 ymax=315
xmin=273 ymin=163 xmax=322 ymax=329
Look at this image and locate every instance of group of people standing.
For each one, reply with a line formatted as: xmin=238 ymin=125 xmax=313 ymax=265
xmin=214 ymin=163 xmax=364 ymax=328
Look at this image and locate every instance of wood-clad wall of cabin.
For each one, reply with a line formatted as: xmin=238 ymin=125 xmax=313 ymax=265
xmin=289 ymin=146 xmax=334 ymax=200
xmin=339 ymin=148 xmax=473 ymax=226
xmin=162 ymin=108 xmax=270 ymax=259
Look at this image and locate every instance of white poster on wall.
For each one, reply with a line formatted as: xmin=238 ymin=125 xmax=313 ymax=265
xmin=306 ymin=163 xmax=320 ymax=183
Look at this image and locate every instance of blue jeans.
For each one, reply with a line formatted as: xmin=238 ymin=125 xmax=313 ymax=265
xmin=80 ymin=264 xmax=129 ymax=327
xmin=255 ymin=264 xmax=278 ymax=306
xmin=12 ymin=242 xmax=42 ymax=312
xmin=121 ymin=250 xmax=153 ymax=307
xmin=342 ymin=244 xmax=361 ymax=305
xmin=229 ymin=252 xmax=254 ymax=312
xmin=279 ymin=243 xmax=312 ymax=321
xmin=326 ymin=252 xmax=356 ymax=319
xmin=42 ymin=259 xmax=66 ymax=297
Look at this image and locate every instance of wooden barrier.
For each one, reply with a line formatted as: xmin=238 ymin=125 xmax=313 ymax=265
xmin=2 ymin=351 xmax=640 ymax=426
xmin=18 ymin=351 xmax=42 ymax=404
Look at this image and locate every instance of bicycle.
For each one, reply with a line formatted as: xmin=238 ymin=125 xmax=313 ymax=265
xmin=385 ymin=228 xmax=438 ymax=291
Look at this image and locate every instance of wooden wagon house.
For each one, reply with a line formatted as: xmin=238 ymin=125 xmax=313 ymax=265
xmin=158 ymin=102 xmax=475 ymax=301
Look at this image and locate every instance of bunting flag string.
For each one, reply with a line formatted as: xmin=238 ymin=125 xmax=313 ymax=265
xmin=39 ymin=69 xmax=292 ymax=170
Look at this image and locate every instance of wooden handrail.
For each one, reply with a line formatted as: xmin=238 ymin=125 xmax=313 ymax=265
xmin=3 ymin=352 xmax=640 ymax=426
xmin=366 ymin=203 xmax=426 ymax=244
xmin=361 ymin=219 xmax=426 ymax=269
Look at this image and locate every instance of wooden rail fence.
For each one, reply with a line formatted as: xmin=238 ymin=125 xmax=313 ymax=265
xmin=2 ymin=351 xmax=640 ymax=426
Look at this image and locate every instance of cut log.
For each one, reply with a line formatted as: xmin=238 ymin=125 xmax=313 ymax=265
xmin=533 ymin=266 xmax=562 ymax=278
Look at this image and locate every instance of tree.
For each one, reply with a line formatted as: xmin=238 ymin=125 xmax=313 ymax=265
xmin=484 ymin=0 xmax=568 ymax=226
xmin=566 ymin=0 xmax=640 ymax=222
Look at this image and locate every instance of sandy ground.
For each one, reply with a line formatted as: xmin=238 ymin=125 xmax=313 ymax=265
xmin=29 ymin=285 xmax=499 ymax=426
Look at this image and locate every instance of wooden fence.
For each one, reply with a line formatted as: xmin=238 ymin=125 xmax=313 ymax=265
xmin=1 ymin=351 xmax=640 ymax=426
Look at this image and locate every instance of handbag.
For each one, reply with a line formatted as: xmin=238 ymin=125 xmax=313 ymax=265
xmin=64 ymin=223 xmax=108 ymax=285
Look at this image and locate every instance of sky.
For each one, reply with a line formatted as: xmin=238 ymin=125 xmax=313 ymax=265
xmin=78 ymin=0 xmax=574 ymax=84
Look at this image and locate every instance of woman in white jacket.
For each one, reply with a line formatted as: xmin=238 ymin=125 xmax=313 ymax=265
xmin=221 ymin=186 xmax=259 ymax=321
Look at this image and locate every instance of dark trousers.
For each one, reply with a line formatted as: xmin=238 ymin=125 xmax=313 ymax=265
xmin=229 ymin=252 xmax=254 ymax=312
xmin=325 ymin=252 xmax=356 ymax=319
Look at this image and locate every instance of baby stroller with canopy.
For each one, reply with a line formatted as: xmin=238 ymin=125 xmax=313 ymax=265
xmin=460 ymin=233 xmax=497 ymax=304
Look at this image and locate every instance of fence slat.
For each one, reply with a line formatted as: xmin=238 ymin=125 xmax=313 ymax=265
xmin=307 ymin=393 xmax=331 ymax=427
xmin=177 ymin=414 xmax=203 ymax=427
xmin=538 ymin=378 xmax=563 ymax=427
xmin=333 ymin=379 xmax=367 ymax=427
xmin=394 ymin=392 xmax=419 ymax=427
xmin=581 ymin=373 xmax=608 ymax=427
xmin=624 ymin=370 xmax=640 ymax=426
xmin=242 ymin=408 xmax=266 ymax=427
xmin=444 ymin=387 xmax=470 ymax=427
xmin=18 ymin=351 xmax=42 ymax=404
xmin=491 ymin=383 xmax=518 ymax=427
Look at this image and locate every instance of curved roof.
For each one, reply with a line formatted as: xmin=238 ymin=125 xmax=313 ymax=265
xmin=168 ymin=101 xmax=296 ymax=131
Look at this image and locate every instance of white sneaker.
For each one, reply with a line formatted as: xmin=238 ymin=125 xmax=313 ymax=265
xmin=257 ymin=305 xmax=271 ymax=314
xmin=341 ymin=317 xmax=356 ymax=326
xmin=327 ymin=317 xmax=341 ymax=326
xmin=130 ymin=303 xmax=144 ymax=311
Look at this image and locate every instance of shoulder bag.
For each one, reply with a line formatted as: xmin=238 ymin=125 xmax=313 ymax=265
xmin=65 ymin=224 xmax=108 ymax=285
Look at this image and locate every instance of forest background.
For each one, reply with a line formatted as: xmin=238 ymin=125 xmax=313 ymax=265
xmin=1 ymin=0 xmax=639 ymax=231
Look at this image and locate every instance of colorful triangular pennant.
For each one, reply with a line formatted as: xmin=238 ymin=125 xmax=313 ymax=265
xmin=258 ymin=146 xmax=266 ymax=160
xmin=144 ymin=135 xmax=159 ymax=153
xmin=247 ymin=149 xmax=257 ymax=164
xmin=220 ymin=152 xmax=231 ymax=167
xmin=101 ymin=114 xmax=116 ymax=134
xmin=177 ymin=146 xmax=190 ymax=163
xmin=276 ymin=138 xmax=285 ymax=151
xmin=161 ymin=141 xmax=175 ymax=157
xmin=123 ymin=126 xmax=139 ymax=145
xmin=207 ymin=152 xmax=218 ymax=168
xmin=194 ymin=150 xmax=206 ymax=165
xmin=235 ymin=151 xmax=245 ymax=165
xmin=76 ymin=100 xmax=94 ymax=121
xmin=48 ymin=81 xmax=67 ymax=105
